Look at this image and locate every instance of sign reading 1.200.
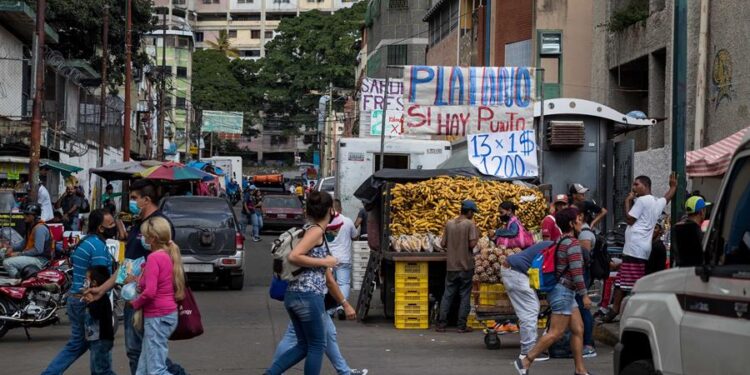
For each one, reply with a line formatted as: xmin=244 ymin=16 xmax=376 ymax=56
xmin=468 ymin=130 xmax=538 ymax=179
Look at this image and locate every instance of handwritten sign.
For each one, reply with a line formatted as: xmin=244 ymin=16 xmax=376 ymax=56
xmin=359 ymin=78 xmax=404 ymax=112
xmin=402 ymin=66 xmax=535 ymax=136
xmin=467 ymin=130 xmax=538 ymax=179
xmin=404 ymin=105 xmax=529 ymax=136
xmin=370 ymin=109 xmax=404 ymax=137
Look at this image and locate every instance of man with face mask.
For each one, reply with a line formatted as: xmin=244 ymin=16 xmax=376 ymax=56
xmin=2 ymin=203 xmax=52 ymax=279
xmin=327 ymin=200 xmax=360 ymax=320
xmin=41 ymin=209 xmax=115 ymax=374
xmin=82 ymin=179 xmax=186 ymax=375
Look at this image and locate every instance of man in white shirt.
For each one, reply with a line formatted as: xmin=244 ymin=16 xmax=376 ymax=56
xmin=36 ymin=178 xmax=54 ymax=222
xmin=602 ymin=173 xmax=676 ymax=323
xmin=327 ymin=200 xmax=359 ymax=320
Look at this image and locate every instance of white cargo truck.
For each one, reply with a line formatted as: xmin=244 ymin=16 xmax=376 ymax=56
xmin=336 ymin=138 xmax=452 ymax=221
xmin=204 ymin=156 xmax=243 ymax=182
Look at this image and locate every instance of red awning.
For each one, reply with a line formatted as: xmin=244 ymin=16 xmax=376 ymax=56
xmin=687 ymin=127 xmax=750 ymax=177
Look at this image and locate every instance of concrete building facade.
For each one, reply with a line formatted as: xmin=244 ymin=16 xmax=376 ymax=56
xmin=590 ymin=0 xmax=750 ymax=200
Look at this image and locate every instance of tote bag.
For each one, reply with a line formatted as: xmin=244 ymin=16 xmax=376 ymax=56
xmin=170 ymin=287 xmax=204 ymax=341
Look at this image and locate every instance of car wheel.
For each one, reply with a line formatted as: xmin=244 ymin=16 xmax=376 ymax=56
xmin=620 ymin=359 xmax=657 ymax=375
xmin=229 ymin=275 xmax=244 ymax=290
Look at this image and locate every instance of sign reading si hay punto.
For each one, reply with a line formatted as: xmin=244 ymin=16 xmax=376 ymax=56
xmin=402 ymin=66 xmax=535 ymax=136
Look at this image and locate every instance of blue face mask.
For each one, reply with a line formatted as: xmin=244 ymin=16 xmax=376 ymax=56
xmin=140 ymin=236 xmax=151 ymax=251
xmin=129 ymin=200 xmax=141 ymax=216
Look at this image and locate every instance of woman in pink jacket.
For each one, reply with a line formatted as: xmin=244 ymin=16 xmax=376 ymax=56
xmin=131 ymin=216 xmax=186 ymax=375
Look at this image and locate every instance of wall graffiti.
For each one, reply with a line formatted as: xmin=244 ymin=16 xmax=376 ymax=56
xmin=711 ymin=48 xmax=733 ymax=109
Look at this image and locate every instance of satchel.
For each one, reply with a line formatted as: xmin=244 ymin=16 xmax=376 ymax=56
xmin=170 ymin=287 xmax=203 ymax=341
xmin=269 ymin=276 xmax=288 ymax=301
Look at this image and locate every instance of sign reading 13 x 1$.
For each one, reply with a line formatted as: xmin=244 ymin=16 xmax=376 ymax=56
xmin=467 ymin=130 xmax=538 ymax=179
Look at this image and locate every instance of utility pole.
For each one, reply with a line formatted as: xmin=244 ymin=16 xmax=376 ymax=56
xmin=671 ymin=0 xmax=687 ymax=224
xmin=29 ymin=0 xmax=46 ymax=202
xmin=123 ymin=0 xmax=132 ymax=162
xmin=157 ymin=11 xmax=167 ymax=160
xmin=97 ymin=4 xmax=110 ymax=208
xmin=378 ymin=71 xmax=390 ymax=172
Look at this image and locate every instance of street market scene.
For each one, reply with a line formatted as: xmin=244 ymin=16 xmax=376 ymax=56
xmin=1 ymin=0 xmax=749 ymax=374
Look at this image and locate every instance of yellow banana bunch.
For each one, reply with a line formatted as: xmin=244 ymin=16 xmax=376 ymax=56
xmin=388 ymin=177 xmax=547 ymax=237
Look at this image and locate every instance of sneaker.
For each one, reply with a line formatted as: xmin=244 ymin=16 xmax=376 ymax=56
xmin=513 ymin=358 xmax=528 ymax=375
xmin=350 ymin=369 xmax=368 ymax=375
xmin=495 ymin=322 xmax=519 ymax=333
xmin=535 ymin=352 xmax=550 ymax=362
xmin=253 ymin=237 xmax=262 ymax=242
xmin=582 ymin=346 xmax=597 ymax=358
xmin=456 ymin=326 xmax=474 ymax=333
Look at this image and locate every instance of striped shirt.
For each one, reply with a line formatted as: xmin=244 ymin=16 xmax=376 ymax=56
xmin=555 ymin=237 xmax=587 ymax=296
xmin=71 ymin=235 xmax=113 ymax=294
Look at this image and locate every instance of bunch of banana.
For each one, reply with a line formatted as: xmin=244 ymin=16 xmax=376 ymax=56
xmin=388 ymin=176 xmax=547 ymax=238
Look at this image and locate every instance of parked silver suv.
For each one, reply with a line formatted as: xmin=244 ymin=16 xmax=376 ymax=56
xmin=614 ymin=134 xmax=750 ymax=374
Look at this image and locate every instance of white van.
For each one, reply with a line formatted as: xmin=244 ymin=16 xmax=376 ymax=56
xmin=615 ymin=134 xmax=750 ymax=375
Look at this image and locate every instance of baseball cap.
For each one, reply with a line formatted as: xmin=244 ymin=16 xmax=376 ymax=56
xmin=569 ymin=183 xmax=589 ymax=195
xmin=553 ymin=194 xmax=569 ymax=204
xmin=461 ymin=200 xmax=479 ymax=212
xmin=685 ymin=196 xmax=711 ymax=214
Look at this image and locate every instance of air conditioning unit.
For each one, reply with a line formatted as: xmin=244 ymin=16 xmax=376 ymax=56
xmin=546 ymin=121 xmax=585 ymax=150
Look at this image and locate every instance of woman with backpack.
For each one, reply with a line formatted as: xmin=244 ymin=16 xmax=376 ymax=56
xmin=514 ymin=207 xmax=592 ymax=375
xmin=494 ymin=201 xmax=535 ymax=249
xmin=266 ymin=191 xmax=339 ymax=375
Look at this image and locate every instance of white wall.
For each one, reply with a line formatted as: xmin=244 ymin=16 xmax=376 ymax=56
xmin=0 ymin=25 xmax=25 ymax=120
xmin=57 ymin=146 xmax=124 ymax=205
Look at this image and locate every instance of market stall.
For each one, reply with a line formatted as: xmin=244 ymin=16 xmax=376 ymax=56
xmin=353 ymin=168 xmax=549 ymax=330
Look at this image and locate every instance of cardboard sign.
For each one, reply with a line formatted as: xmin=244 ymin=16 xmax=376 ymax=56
xmin=467 ymin=130 xmax=539 ymax=178
xmin=402 ymin=66 xmax=535 ymax=136
xmin=370 ymin=109 xmax=404 ymax=137
xmin=359 ymin=78 xmax=404 ymax=112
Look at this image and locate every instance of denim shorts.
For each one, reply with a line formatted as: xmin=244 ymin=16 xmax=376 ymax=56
xmin=547 ymin=283 xmax=578 ymax=316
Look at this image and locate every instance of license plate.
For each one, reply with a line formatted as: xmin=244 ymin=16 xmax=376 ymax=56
xmin=278 ymin=214 xmax=288 ymax=219
xmin=184 ymin=264 xmax=213 ymax=273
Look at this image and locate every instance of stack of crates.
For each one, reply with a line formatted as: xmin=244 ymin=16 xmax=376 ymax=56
xmin=351 ymin=242 xmax=369 ymax=291
xmin=394 ymin=261 xmax=429 ymax=329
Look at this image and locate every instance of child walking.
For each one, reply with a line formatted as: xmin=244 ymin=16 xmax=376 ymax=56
xmin=85 ymin=266 xmax=116 ymax=375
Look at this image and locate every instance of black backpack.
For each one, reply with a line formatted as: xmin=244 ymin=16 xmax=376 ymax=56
xmin=582 ymin=228 xmax=610 ymax=280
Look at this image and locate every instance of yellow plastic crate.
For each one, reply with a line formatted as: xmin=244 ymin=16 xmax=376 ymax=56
xmin=395 ymin=315 xmax=429 ymax=329
xmin=395 ymin=261 xmax=429 ymax=277
xmin=395 ymin=302 xmax=429 ymax=317
xmin=466 ymin=314 xmax=487 ymax=330
xmin=395 ymin=275 xmax=429 ymax=290
xmin=395 ymin=288 xmax=429 ymax=303
xmin=478 ymin=283 xmax=507 ymax=306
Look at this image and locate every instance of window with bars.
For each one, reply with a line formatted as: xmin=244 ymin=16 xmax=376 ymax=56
xmin=228 ymin=30 xmax=237 ymax=38
xmin=238 ymin=0 xmax=254 ymax=3
xmin=176 ymin=67 xmax=188 ymax=78
xmin=251 ymin=30 xmax=261 ymax=39
xmin=265 ymin=30 xmax=274 ymax=39
xmin=428 ymin=0 xmax=462 ymax=46
xmin=387 ymin=44 xmax=407 ymax=66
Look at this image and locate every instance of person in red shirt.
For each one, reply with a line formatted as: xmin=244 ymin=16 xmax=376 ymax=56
xmin=541 ymin=194 xmax=568 ymax=242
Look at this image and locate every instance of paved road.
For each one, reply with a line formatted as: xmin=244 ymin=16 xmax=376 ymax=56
xmin=0 ymin=230 xmax=614 ymax=374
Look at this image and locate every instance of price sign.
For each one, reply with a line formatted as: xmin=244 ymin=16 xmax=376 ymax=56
xmin=467 ymin=130 xmax=538 ymax=179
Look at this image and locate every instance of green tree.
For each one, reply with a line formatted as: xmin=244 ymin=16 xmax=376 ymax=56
xmin=205 ymin=30 xmax=240 ymax=58
xmin=38 ymin=0 xmax=154 ymax=88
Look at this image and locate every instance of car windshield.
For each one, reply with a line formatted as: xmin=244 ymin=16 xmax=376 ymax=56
xmin=162 ymin=199 xmax=235 ymax=228
xmin=264 ymin=197 xmax=302 ymax=209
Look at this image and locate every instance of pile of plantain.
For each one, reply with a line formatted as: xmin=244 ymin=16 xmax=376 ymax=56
xmin=388 ymin=176 xmax=547 ymax=238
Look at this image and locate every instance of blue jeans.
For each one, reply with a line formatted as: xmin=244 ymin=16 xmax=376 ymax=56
xmin=124 ymin=306 xmax=186 ymax=375
xmin=438 ymin=270 xmax=474 ymax=328
xmin=90 ymin=339 xmax=116 ymax=375
xmin=576 ymin=294 xmax=594 ymax=347
xmin=3 ymin=255 xmax=47 ymax=278
xmin=334 ymin=264 xmax=352 ymax=302
xmin=41 ymin=297 xmax=89 ymax=375
xmin=272 ymin=315 xmax=350 ymax=375
xmin=136 ymin=312 xmax=178 ymax=375
xmin=251 ymin=212 xmax=263 ymax=238
xmin=267 ymin=291 xmax=327 ymax=375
